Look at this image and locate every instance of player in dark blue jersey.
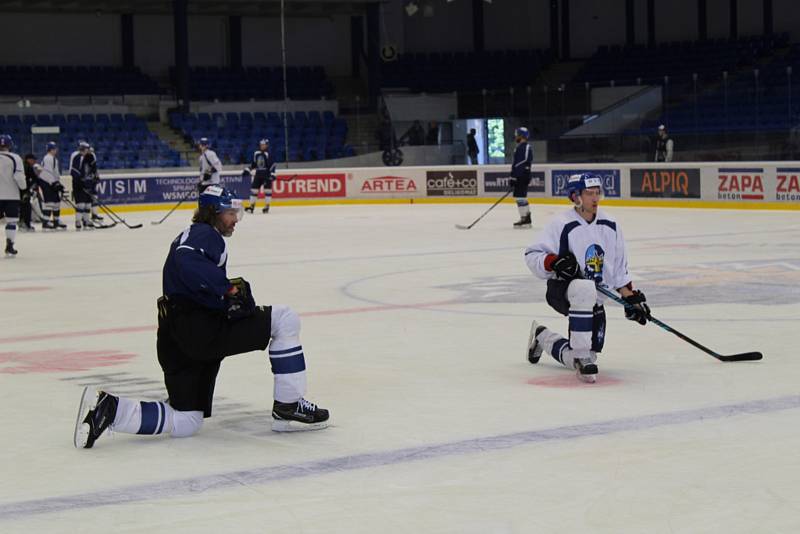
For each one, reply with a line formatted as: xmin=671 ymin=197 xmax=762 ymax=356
xmin=244 ymin=138 xmax=277 ymax=214
xmin=511 ymin=127 xmax=534 ymax=229
xmin=69 ymin=141 xmax=99 ymax=230
xmin=74 ymin=186 xmax=329 ymax=448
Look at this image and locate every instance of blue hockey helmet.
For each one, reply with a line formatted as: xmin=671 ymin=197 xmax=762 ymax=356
xmin=514 ymin=127 xmax=530 ymax=140
xmin=46 ymin=141 xmax=58 ymax=151
xmin=199 ymin=185 xmax=243 ymax=220
xmin=0 ymin=134 xmax=13 ymax=148
xmin=566 ymin=173 xmax=603 ymax=200
xmin=197 ymin=137 xmax=210 ymax=148
xmin=259 ymin=138 xmax=269 ymax=146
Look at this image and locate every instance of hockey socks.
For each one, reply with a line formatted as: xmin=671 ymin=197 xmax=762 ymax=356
xmin=111 ymin=397 xmax=203 ymax=438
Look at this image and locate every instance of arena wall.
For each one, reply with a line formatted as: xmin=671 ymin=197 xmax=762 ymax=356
xmin=60 ymin=162 xmax=800 ymax=215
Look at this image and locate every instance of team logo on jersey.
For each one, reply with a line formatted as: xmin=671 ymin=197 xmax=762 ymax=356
xmin=583 ymin=244 xmax=605 ymax=282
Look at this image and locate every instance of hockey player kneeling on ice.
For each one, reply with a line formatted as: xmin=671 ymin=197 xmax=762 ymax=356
xmin=523 ymin=173 xmax=651 ymax=383
xmin=74 ymin=186 xmax=329 ymax=448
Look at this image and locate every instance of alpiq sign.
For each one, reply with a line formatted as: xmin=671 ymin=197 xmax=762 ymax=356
xmin=630 ymin=169 xmax=701 ymax=198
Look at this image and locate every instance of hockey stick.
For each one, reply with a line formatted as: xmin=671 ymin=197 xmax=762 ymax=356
xmin=60 ymin=194 xmax=117 ymax=229
xmin=151 ymin=193 xmax=193 ymax=225
xmin=93 ymin=197 xmax=143 ymax=229
xmin=595 ymin=284 xmax=762 ymax=362
xmin=455 ymin=190 xmax=513 ymax=230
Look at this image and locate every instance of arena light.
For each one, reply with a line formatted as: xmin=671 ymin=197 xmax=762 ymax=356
xmin=405 ymin=1 xmax=418 ymax=16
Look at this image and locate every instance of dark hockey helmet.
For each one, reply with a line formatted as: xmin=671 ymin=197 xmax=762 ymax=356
xmin=514 ymin=127 xmax=530 ymax=140
xmin=197 ymin=137 xmax=211 ymax=148
xmin=566 ymin=173 xmax=603 ymax=200
xmin=78 ymin=140 xmax=91 ymax=151
xmin=0 ymin=134 xmax=13 ymax=148
xmin=46 ymin=141 xmax=58 ymax=151
xmin=199 ymin=185 xmax=243 ymax=220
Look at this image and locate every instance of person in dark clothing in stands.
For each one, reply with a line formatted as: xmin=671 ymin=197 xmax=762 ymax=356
xmin=426 ymin=121 xmax=439 ymax=145
xmin=654 ymin=125 xmax=674 ymax=162
xmin=466 ymin=128 xmax=479 ymax=165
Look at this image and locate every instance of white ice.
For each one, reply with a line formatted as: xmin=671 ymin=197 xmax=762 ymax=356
xmin=0 ymin=203 xmax=798 ymax=534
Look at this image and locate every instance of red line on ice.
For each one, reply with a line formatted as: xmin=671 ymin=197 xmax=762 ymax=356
xmin=0 ymin=286 xmax=51 ymax=292
xmin=0 ymin=301 xmax=458 ymax=345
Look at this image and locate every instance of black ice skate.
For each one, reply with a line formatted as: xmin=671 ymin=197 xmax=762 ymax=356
xmin=42 ymin=220 xmax=56 ymax=230
xmin=20 ymin=222 xmax=36 ymax=232
xmin=513 ymin=214 xmax=532 ymax=229
xmin=4 ymin=239 xmax=18 ymax=257
xmin=92 ymin=213 xmax=104 ymax=222
xmin=527 ymin=321 xmax=546 ymax=364
xmin=83 ymin=219 xmax=96 ymax=230
xmin=245 ymin=205 xmax=255 ymax=214
xmin=573 ymin=359 xmax=598 ymax=384
xmin=262 ymin=205 xmax=270 ymax=214
xmin=73 ymin=387 xmax=119 ymax=448
xmin=55 ymin=220 xmax=67 ymax=230
xmin=272 ymin=398 xmax=330 ymax=432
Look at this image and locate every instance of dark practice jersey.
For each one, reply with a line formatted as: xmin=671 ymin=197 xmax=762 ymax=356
xmin=69 ymin=151 xmax=97 ymax=191
xmin=510 ymin=142 xmax=533 ymax=179
xmin=250 ymin=150 xmax=276 ymax=178
xmin=162 ymin=223 xmax=231 ymax=310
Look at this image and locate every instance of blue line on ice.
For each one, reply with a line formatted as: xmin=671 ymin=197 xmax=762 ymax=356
xmin=1 ymin=395 xmax=797 ymax=521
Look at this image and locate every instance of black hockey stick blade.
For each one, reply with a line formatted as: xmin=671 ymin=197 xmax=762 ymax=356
xmin=455 ymin=224 xmax=472 ymax=230
xmin=715 ymin=352 xmax=763 ymax=362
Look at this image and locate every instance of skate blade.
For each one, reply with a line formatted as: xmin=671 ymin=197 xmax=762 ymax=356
xmin=527 ymin=321 xmax=542 ymax=364
xmin=576 ymin=371 xmax=597 ymax=384
xmin=73 ymin=386 xmax=97 ymax=448
xmin=513 ymin=225 xmax=532 ymax=229
xmin=271 ymin=418 xmax=330 ymax=433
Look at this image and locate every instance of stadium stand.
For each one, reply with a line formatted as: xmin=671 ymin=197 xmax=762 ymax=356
xmin=0 ymin=66 xmax=161 ymax=95
xmin=169 ymin=66 xmax=335 ymax=101
xmin=381 ymin=49 xmax=555 ymax=93
xmin=574 ymin=34 xmax=790 ymax=88
xmin=168 ymin=110 xmax=353 ymax=163
xmin=0 ymin=113 xmax=185 ymax=169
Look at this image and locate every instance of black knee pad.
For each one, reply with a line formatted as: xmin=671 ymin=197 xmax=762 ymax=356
xmin=592 ymin=304 xmax=606 ymax=352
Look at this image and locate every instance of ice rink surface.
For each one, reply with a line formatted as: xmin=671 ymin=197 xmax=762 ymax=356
xmin=1 ymin=202 xmax=798 ymax=533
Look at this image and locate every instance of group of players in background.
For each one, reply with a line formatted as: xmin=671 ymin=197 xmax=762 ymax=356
xmin=0 ymin=135 xmax=278 ymax=257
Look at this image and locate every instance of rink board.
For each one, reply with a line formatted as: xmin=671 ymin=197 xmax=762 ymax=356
xmin=53 ymin=162 xmax=800 ymax=214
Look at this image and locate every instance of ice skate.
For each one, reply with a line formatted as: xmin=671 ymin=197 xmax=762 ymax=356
xmin=574 ymin=358 xmax=598 ymax=383
xmin=513 ymin=214 xmax=532 ymax=229
xmin=73 ymin=387 xmax=119 ymax=448
xmin=92 ymin=213 xmax=104 ymax=222
xmin=19 ymin=222 xmax=36 ymax=232
xmin=272 ymin=398 xmax=330 ymax=432
xmin=55 ymin=220 xmax=67 ymax=230
xmin=83 ymin=219 xmax=96 ymax=230
xmin=42 ymin=220 xmax=56 ymax=231
xmin=262 ymin=205 xmax=270 ymax=214
xmin=245 ymin=204 xmax=255 ymax=214
xmin=75 ymin=221 xmax=82 ymax=231
xmin=4 ymin=239 xmax=17 ymax=257
xmin=527 ymin=321 xmax=546 ymax=364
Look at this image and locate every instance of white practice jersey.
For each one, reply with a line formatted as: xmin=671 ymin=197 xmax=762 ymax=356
xmin=40 ymin=153 xmax=61 ymax=186
xmin=524 ymin=207 xmax=632 ymax=293
xmin=0 ymin=150 xmax=26 ymax=200
xmin=199 ymin=149 xmax=223 ymax=186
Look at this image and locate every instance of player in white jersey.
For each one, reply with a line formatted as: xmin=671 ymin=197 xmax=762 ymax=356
xmin=523 ymin=173 xmax=651 ymax=382
xmin=39 ymin=142 xmax=67 ymax=230
xmin=197 ymin=137 xmax=223 ymax=193
xmin=0 ymin=135 xmax=27 ymax=256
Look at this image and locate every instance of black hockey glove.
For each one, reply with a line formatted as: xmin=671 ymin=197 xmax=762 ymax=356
xmin=551 ymin=252 xmax=581 ymax=281
xmin=623 ymin=290 xmax=650 ymax=325
xmin=225 ymin=277 xmax=256 ymax=321
xmin=53 ymin=182 xmax=65 ymax=194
